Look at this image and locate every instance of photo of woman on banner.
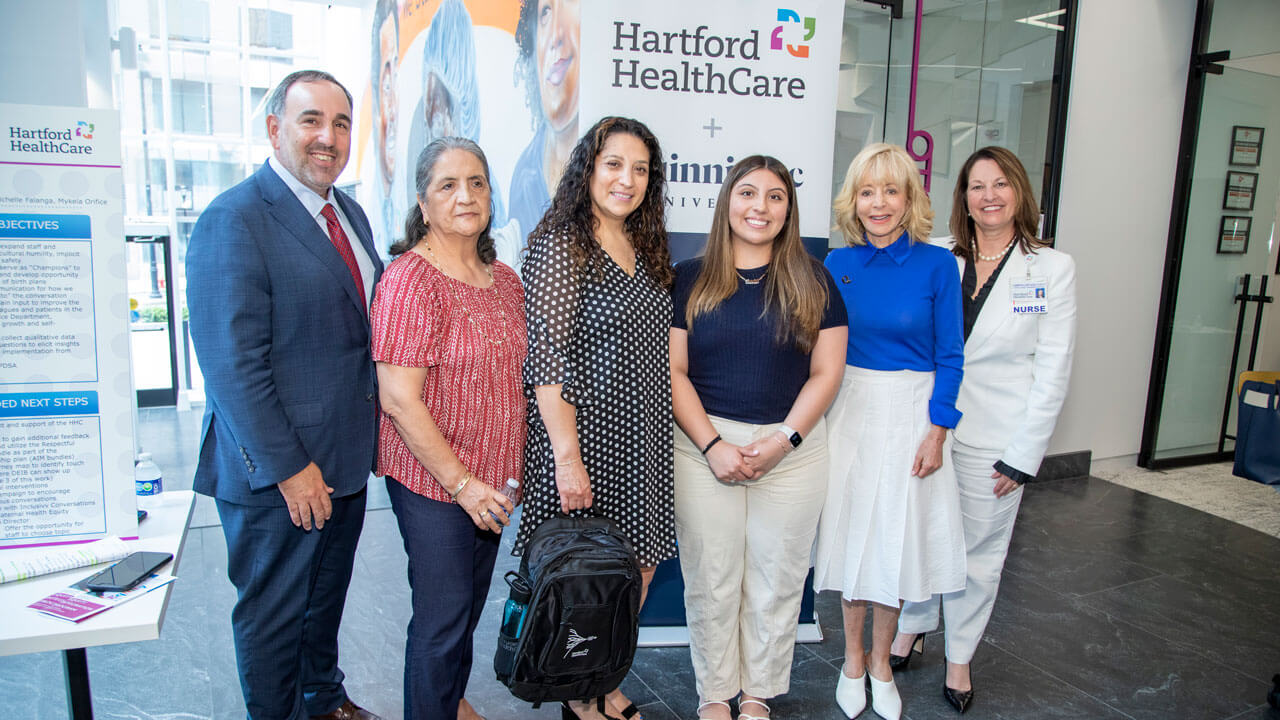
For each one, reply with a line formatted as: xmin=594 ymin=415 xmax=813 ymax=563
xmin=405 ymin=0 xmax=522 ymax=264
xmin=509 ymin=0 xmax=581 ymax=248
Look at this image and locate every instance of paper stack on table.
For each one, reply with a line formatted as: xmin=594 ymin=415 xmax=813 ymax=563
xmin=0 ymin=537 xmax=131 ymax=584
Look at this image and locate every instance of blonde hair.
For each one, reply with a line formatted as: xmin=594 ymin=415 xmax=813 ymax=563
xmin=833 ymin=142 xmax=933 ymax=246
xmin=686 ymin=156 xmax=828 ymax=353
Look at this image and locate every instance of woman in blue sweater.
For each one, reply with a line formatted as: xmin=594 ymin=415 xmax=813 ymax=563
xmin=814 ymin=143 xmax=966 ymax=720
xmin=671 ymin=156 xmax=847 ymax=720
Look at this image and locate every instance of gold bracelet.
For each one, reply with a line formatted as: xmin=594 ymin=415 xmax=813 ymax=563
xmin=555 ymin=457 xmax=581 ymax=467
xmin=772 ymin=433 xmax=792 ymax=452
xmin=448 ymin=472 xmax=473 ymax=498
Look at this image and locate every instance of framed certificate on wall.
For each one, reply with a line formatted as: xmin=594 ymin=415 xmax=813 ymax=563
xmin=1229 ymin=126 xmax=1264 ymax=166
xmin=1223 ymin=171 xmax=1258 ymax=210
xmin=1218 ymin=215 xmax=1251 ymax=254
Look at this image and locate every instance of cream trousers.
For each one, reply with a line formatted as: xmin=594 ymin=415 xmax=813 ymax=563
xmin=674 ymin=415 xmax=828 ymax=701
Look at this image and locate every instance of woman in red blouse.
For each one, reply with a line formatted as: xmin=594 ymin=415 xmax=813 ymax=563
xmin=371 ymin=136 xmax=527 ymax=720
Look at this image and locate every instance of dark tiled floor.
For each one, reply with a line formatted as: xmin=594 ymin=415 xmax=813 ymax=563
xmin=3 ymin=408 xmax=1280 ymax=719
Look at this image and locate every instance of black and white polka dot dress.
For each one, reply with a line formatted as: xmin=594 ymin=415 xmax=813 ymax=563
xmin=515 ymin=231 xmax=676 ymax=567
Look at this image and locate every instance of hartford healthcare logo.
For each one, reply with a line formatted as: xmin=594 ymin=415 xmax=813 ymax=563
xmin=9 ymin=121 xmax=95 ymax=156
xmin=610 ymin=5 xmax=820 ymax=100
xmin=771 ymin=8 xmax=816 ymax=58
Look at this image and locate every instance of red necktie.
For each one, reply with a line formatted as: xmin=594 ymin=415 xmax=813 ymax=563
xmin=320 ymin=203 xmax=365 ymax=309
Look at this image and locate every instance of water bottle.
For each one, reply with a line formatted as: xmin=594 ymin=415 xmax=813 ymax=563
xmin=499 ymin=477 xmax=520 ymax=505
xmin=500 ymin=571 xmax=532 ymax=640
xmin=135 ymin=453 xmax=163 ymax=496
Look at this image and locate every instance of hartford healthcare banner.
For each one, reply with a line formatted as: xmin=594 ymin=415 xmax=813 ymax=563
xmin=579 ymin=0 xmax=843 ymax=260
xmin=0 ymin=104 xmax=136 ymax=548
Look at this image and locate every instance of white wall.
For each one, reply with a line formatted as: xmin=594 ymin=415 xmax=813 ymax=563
xmin=1049 ymin=0 xmax=1197 ymax=461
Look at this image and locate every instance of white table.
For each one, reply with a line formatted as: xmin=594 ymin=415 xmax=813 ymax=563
xmin=0 ymin=491 xmax=196 ymax=719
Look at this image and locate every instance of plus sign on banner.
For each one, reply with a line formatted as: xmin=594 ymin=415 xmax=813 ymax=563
xmin=579 ymin=0 xmax=843 ymax=260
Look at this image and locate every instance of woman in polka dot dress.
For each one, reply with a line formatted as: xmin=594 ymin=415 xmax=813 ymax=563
xmin=515 ymin=116 xmax=674 ymax=720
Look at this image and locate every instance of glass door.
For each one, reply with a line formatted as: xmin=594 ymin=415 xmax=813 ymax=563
xmin=833 ymin=0 xmax=1072 ymax=242
xmin=1142 ymin=0 xmax=1280 ymax=467
xmin=126 ymin=233 xmax=179 ymax=407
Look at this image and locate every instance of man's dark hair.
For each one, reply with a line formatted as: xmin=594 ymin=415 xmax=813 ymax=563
xmin=265 ymin=70 xmax=353 ymax=120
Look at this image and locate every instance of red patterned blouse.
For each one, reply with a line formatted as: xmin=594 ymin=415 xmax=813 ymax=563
xmin=371 ymin=251 xmax=527 ymax=503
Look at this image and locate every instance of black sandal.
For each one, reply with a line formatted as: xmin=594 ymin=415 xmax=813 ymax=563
xmin=560 ymin=698 xmax=624 ymax=720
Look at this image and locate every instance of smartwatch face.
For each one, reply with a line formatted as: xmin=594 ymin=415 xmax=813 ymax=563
xmin=788 ymin=431 xmax=802 ymax=448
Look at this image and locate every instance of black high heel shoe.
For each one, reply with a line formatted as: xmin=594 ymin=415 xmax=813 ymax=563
xmin=561 ymin=698 xmax=623 ymax=720
xmin=943 ymin=685 xmax=974 ymax=714
xmin=888 ymin=633 xmax=925 ymax=671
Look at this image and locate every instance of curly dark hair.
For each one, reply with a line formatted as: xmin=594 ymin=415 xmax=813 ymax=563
xmin=531 ymin=116 xmax=672 ymax=287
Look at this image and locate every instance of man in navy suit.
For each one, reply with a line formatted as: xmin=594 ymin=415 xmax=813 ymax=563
xmin=186 ymin=70 xmax=384 ymax=720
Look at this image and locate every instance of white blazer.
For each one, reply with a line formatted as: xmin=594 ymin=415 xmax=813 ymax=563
xmin=945 ymin=240 xmax=1077 ymax=476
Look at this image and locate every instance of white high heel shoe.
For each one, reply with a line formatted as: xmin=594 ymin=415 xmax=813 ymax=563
xmin=868 ymin=670 xmax=902 ymax=720
xmin=835 ymin=666 xmax=867 ymax=718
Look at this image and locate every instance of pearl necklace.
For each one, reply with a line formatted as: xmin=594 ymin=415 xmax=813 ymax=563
xmin=976 ymin=238 xmax=1015 ymax=262
xmin=422 ymin=241 xmax=510 ymax=346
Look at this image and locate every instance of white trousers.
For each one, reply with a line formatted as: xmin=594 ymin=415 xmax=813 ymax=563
xmin=898 ymin=441 xmax=1024 ymax=663
xmin=674 ymin=415 xmax=828 ymax=701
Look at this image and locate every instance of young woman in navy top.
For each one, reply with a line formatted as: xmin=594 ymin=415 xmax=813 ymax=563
xmin=670 ymin=156 xmax=847 ymax=720
xmin=813 ymin=143 xmax=966 ymax=720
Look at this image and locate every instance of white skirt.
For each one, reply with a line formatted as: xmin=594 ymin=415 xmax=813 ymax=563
xmin=813 ymin=366 xmax=966 ymax=605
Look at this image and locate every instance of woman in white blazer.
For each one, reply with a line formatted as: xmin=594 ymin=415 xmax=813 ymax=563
xmin=890 ymin=146 xmax=1077 ymax=714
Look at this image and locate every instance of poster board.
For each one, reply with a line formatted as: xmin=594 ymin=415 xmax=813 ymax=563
xmin=0 ymin=104 xmax=136 ymax=548
xmin=579 ymin=0 xmax=844 ymax=259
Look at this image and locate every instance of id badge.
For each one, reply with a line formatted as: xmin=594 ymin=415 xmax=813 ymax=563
xmin=1011 ymin=278 xmax=1048 ymax=315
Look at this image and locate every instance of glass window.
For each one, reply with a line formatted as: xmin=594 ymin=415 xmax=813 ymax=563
xmin=210 ymin=83 xmax=242 ymax=135
xmin=832 ymin=0 xmax=1066 ymax=242
xmin=248 ymin=8 xmax=293 ymax=50
xmin=171 ymin=79 xmax=210 ymax=135
xmin=142 ymin=75 xmax=165 ymax=132
xmin=249 ymin=87 xmax=268 ymax=139
xmin=166 ymin=0 xmax=210 ymax=42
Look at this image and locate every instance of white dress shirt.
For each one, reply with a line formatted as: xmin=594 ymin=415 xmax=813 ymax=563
xmin=267 ymin=156 xmax=376 ymax=309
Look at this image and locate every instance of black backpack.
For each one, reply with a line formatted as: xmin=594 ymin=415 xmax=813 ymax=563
xmin=495 ymin=514 xmax=642 ymax=706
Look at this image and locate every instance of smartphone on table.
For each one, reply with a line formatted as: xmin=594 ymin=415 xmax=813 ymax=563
xmin=83 ymin=551 xmax=174 ymax=593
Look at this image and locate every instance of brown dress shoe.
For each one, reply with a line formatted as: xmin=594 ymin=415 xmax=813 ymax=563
xmin=310 ymin=700 xmax=382 ymax=720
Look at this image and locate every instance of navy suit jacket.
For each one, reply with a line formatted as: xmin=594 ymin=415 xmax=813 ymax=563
xmin=186 ymin=161 xmax=384 ymax=506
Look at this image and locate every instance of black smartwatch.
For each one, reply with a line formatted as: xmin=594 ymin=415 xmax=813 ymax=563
xmin=777 ymin=423 xmax=802 ymax=449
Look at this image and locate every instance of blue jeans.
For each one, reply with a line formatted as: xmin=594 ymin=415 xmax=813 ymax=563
xmin=386 ymin=477 xmax=501 ymax=720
